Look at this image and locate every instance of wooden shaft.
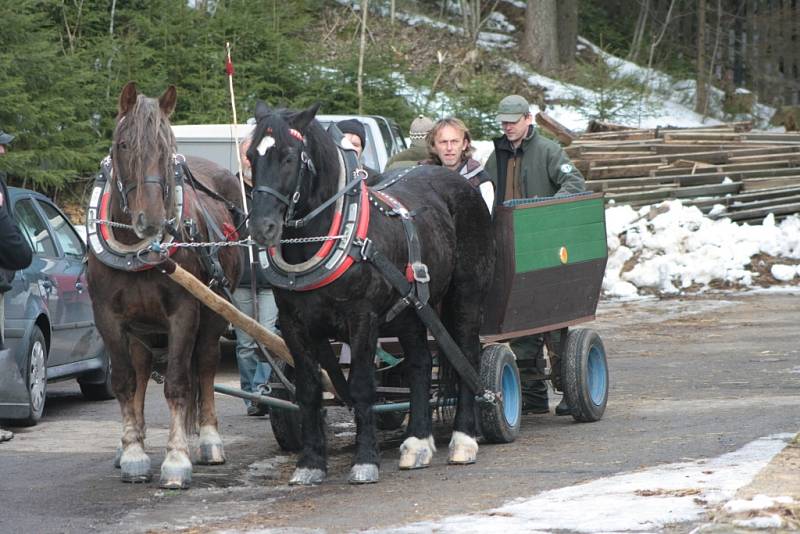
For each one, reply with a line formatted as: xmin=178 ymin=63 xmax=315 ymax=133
xmin=161 ymin=258 xmax=294 ymax=365
xmin=160 ymin=258 xmax=339 ymax=396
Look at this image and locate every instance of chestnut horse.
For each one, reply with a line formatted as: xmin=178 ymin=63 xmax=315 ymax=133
xmin=87 ymin=82 xmax=241 ymax=489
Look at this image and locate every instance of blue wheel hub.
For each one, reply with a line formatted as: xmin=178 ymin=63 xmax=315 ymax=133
xmin=587 ymin=344 xmax=608 ymax=406
xmin=501 ymin=362 xmax=520 ymax=426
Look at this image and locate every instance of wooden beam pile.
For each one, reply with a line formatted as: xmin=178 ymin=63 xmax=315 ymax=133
xmin=562 ymin=122 xmax=800 ymax=223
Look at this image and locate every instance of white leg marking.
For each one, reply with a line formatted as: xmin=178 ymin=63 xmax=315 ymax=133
xmin=399 ymin=435 xmax=436 ymax=470
xmin=448 ymin=431 xmax=478 ymax=465
xmin=119 ymin=442 xmax=151 ymax=482
xmin=195 ymin=425 xmax=225 ymax=465
xmin=160 ymin=449 xmax=193 ymax=489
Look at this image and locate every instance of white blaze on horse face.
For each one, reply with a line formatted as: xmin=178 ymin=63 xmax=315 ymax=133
xmin=257 ymin=135 xmax=275 ymax=156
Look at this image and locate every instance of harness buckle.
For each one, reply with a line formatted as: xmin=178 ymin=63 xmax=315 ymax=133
xmin=411 ymin=261 xmax=430 ymax=283
xmin=357 ymin=237 xmax=373 ymax=261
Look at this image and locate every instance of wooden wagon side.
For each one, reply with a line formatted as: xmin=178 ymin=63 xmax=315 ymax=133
xmin=481 ymin=192 xmax=608 ymax=341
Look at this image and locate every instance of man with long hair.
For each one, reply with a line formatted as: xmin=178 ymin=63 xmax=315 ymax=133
xmin=423 ymin=117 xmax=494 ymax=213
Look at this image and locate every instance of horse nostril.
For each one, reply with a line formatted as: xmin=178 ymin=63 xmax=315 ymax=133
xmin=135 ymin=212 xmax=146 ymax=229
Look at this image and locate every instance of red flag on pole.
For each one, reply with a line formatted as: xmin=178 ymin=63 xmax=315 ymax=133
xmin=225 ymin=56 xmax=234 ymax=76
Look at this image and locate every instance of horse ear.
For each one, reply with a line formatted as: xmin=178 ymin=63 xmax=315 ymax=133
xmin=288 ymin=102 xmax=321 ymax=133
xmin=119 ymin=82 xmax=139 ymax=116
xmin=254 ymin=100 xmax=270 ymax=121
xmin=159 ymin=85 xmax=177 ymax=117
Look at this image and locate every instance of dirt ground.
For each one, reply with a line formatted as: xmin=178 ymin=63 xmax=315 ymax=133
xmin=1 ymin=291 xmax=799 ymax=533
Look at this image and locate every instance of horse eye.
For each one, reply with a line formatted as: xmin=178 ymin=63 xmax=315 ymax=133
xmin=118 ymin=141 xmax=128 ymax=150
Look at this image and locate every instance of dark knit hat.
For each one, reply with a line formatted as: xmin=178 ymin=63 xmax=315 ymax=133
xmin=336 ymin=119 xmax=366 ymax=149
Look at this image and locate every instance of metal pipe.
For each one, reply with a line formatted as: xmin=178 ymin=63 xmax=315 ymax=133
xmin=214 ymin=384 xmax=457 ymax=413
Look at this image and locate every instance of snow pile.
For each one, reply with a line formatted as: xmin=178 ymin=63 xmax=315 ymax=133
xmin=604 ymin=200 xmax=800 ymax=298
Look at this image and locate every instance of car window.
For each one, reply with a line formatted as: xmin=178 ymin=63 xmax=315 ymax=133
xmin=14 ymin=198 xmax=57 ymax=257
xmin=391 ymin=123 xmax=407 ymax=152
xmin=37 ymin=200 xmax=84 ymax=258
xmin=375 ymin=119 xmax=393 ymax=155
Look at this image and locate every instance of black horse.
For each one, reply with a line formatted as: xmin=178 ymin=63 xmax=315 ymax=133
xmin=247 ymin=102 xmax=494 ymax=485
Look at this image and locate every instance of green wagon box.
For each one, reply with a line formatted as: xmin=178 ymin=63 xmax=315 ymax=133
xmin=481 ymin=192 xmax=608 ymax=341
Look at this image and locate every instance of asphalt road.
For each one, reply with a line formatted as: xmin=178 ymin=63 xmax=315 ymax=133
xmin=0 ymin=292 xmax=798 ymax=533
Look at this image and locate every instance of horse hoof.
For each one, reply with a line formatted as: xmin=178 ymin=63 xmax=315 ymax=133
xmin=159 ymin=451 xmax=192 ymax=490
xmin=448 ymin=431 xmax=478 ymax=465
xmin=114 ymin=445 xmax=122 ymax=469
xmin=348 ymin=463 xmax=379 ymax=484
xmin=288 ymin=467 xmax=326 ymax=486
xmin=195 ymin=427 xmax=226 ymax=465
xmin=120 ymin=444 xmax=151 ymax=482
xmin=399 ymin=435 xmax=435 ymax=470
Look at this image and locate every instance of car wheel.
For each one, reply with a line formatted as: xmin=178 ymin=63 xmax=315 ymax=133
xmin=79 ymin=350 xmax=115 ymax=401
xmin=20 ymin=326 xmax=48 ymax=427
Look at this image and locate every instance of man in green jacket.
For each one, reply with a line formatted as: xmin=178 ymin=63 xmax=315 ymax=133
xmin=485 ymin=95 xmax=585 ymax=416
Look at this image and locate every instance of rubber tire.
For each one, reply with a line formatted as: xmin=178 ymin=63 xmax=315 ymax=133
xmin=79 ymin=350 xmax=115 ymax=400
xmin=561 ymin=328 xmax=609 ymax=423
xmin=19 ymin=326 xmax=48 ymax=427
xmin=267 ymin=361 xmax=302 ymax=452
xmin=479 ymin=344 xmax=521 ymax=444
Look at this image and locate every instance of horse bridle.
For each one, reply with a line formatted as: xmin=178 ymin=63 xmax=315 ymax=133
xmin=251 ymin=128 xmax=317 ymax=228
xmin=111 ymin=154 xmax=179 ymax=215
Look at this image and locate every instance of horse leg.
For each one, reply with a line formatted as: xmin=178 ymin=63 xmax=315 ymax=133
xmin=397 ymin=325 xmax=436 ymax=470
xmin=442 ymin=290 xmax=483 ymax=465
xmin=346 ymin=312 xmax=381 ymax=484
xmin=284 ymin=328 xmax=327 ymax=486
xmin=194 ymin=316 xmax=225 ymax=465
xmin=159 ymin=305 xmax=200 ymax=489
xmin=97 ymin=314 xmax=152 ymax=482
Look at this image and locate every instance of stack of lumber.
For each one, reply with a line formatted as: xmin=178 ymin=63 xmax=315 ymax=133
xmin=544 ymin=116 xmax=800 ymax=223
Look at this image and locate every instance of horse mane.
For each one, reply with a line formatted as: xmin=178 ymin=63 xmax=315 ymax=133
xmin=113 ymin=94 xmax=176 ymax=188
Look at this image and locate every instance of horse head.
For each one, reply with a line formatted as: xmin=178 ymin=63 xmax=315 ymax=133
xmin=112 ymin=82 xmax=178 ymax=240
xmin=247 ymin=101 xmax=325 ymax=247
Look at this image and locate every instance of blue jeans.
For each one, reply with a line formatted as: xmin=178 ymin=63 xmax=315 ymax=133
xmin=233 ymin=286 xmax=278 ymax=406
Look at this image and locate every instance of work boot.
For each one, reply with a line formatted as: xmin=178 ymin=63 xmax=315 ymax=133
xmin=555 ymin=397 xmax=571 ymax=416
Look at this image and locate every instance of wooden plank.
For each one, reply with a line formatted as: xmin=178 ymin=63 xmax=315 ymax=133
xmin=712 ymin=202 xmax=800 ymax=221
xmin=587 ymin=171 xmax=743 ymax=191
xmin=663 ymin=132 xmax=800 ymax=142
xmin=535 ymin=112 xmax=576 ymax=146
xmin=607 ymin=182 xmax=742 ymax=203
xmin=576 ymin=146 xmax=800 ymax=169
xmin=685 ymin=186 xmax=800 ymax=208
xmin=650 ymin=143 xmax=788 ymax=154
xmin=741 ymin=176 xmax=800 ymax=191
xmin=651 ymin=160 xmax=800 ymax=177
xmin=586 ymin=162 xmax=663 ymax=179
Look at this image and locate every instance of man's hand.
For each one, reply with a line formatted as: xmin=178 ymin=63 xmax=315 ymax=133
xmin=0 ymin=191 xmax=4 ymax=208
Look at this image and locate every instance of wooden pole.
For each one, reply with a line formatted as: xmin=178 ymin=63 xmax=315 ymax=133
xmin=158 ymin=259 xmax=339 ymax=395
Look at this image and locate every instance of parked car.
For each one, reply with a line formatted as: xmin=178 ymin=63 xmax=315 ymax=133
xmin=171 ymin=114 xmax=408 ymax=173
xmin=0 ymin=187 xmax=111 ymax=426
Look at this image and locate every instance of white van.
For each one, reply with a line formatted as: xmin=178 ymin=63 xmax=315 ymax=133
xmin=171 ymin=115 xmax=407 ymax=173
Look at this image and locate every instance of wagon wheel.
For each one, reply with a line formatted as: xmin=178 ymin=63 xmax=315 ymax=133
xmin=267 ymin=360 xmax=302 ymax=452
xmin=560 ymin=328 xmax=608 ymax=422
xmin=479 ymin=344 xmax=521 ymax=443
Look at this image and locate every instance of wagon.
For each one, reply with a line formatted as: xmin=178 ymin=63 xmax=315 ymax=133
xmin=213 ymin=192 xmax=609 ymax=450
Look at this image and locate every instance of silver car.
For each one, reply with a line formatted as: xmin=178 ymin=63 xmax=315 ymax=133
xmin=0 ymin=187 xmax=111 ymax=426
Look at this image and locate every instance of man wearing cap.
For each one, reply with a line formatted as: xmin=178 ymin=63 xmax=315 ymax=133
xmin=485 ymin=95 xmax=585 ymax=417
xmin=386 ymin=115 xmax=435 ymax=170
xmin=1 ymin=129 xmax=33 ymax=443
